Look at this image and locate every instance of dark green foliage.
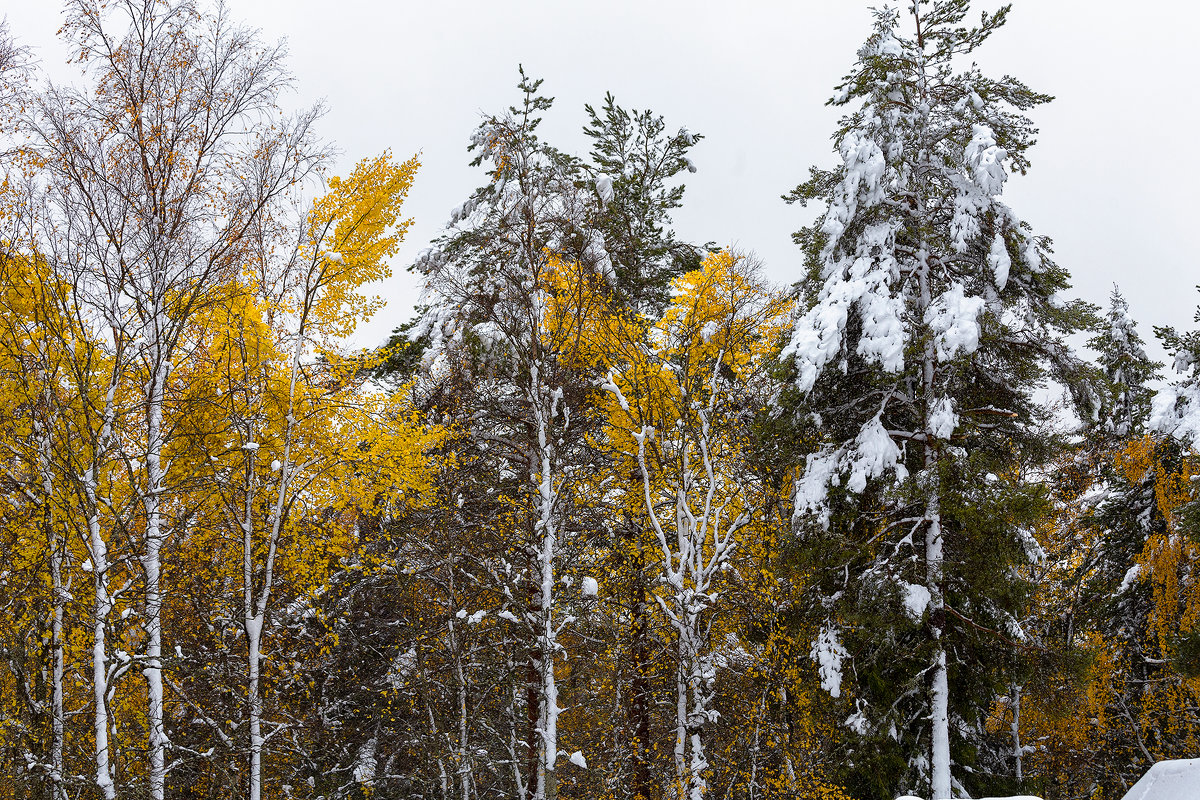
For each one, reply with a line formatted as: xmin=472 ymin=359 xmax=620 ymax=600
xmin=583 ymin=93 xmax=704 ymax=314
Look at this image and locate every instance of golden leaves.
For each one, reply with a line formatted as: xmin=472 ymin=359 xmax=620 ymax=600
xmin=304 ymin=151 xmax=420 ymax=342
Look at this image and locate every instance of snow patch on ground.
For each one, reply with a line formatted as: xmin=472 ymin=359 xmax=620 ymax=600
xmin=1121 ymin=759 xmax=1200 ymax=800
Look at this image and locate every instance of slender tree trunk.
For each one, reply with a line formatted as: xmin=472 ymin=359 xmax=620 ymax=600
xmin=143 ymin=361 xmax=169 ymax=800
xmin=50 ymin=567 xmax=66 ymax=800
xmin=915 ymin=201 xmax=952 ymax=797
xmin=627 ymin=534 xmax=652 ymax=800
xmin=506 ymin=649 xmax=527 ymax=800
xmin=921 ymin=317 xmax=951 ymax=800
xmin=533 ymin=388 xmax=559 ymax=800
xmin=456 ymin=639 xmax=472 ymax=800
xmin=447 ymin=568 xmax=473 ymax=800
xmin=84 ymin=381 xmax=118 ymax=800
xmin=680 ymin=622 xmax=710 ymax=800
xmin=927 ymin=502 xmax=951 ymax=800
xmin=41 ymin=424 xmax=67 ymax=800
xmin=246 ymin=618 xmax=264 ymax=800
xmin=524 ymin=357 xmax=563 ymax=800
xmin=85 ymin=479 xmax=116 ymax=800
xmin=674 ymin=657 xmax=689 ymax=795
xmin=242 ymin=447 xmax=264 ymax=800
xmin=1011 ymin=683 xmax=1023 ymax=782
xmin=242 ymin=330 xmax=304 ymax=800
xmin=526 ymin=625 xmax=540 ymax=794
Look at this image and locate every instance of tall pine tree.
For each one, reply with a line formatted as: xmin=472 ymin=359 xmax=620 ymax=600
xmin=782 ymin=2 xmax=1093 ymax=797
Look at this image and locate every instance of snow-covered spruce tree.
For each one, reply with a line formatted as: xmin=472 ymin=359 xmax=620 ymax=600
xmin=782 ymin=3 xmax=1093 ymax=797
xmin=1146 ymin=287 xmax=1200 ymax=702
xmin=1094 ymin=288 xmax=1161 ymax=442
xmin=1152 ymin=291 xmax=1200 ymax=450
xmin=1077 ymin=290 xmax=1162 ymax=633
xmin=401 ymin=77 xmax=706 ymax=800
xmin=1010 ymin=289 xmax=1161 ymax=797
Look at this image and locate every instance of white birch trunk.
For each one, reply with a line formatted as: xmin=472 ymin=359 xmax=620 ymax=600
xmin=246 ymin=613 xmax=264 ymax=800
xmin=40 ymin=418 xmax=68 ymax=800
xmin=630 ymin=370 xmax=746 ymax=800
xmin=142 ymin=354 xmax=169 ymax=800
xmin=531 ymin=364 xmax=559 ymax=800
xmin=86 ymin=493 xmax=116 ymax=800
xmin=243 ymin=451 xmax=265 ymax=800
xmin=241 ymin=323 xmax=305 ymax=800
xmin=84 ymin=380 xmax=118 ymax=800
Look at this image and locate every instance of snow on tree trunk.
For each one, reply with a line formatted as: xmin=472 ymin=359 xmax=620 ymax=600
xmin=242 ymin=436 xmax=266 ymax=800
xmin=142 ymin=351 xmax=169 ymax=800
xmin=927 ymin=500 xmax=951 ymax=799
xmin=532 ymin=365 xmax=560 ymax=800
xmin=239 ymin=331 xmax=304 ymax=800
xmin=83 ymin=386 xmax=117 ymax=800
xmin=40 ymin=412 xmax=68 ymax=800
xmin=1010 ymin=684 xmax=1023 ymax=782
xmin=632 ymin=410 xmax=747 ymax=800
xmin=410 ymin=72 xmax=594 ymax=800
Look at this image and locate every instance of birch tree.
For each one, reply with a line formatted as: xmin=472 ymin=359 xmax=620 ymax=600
xmin=586 ymin=251 xmax=789 ymax=800
xmin=187 ymin=152 xmax=426 ymax=800
xmin=26 ymin=1 xmax=325 ymax=795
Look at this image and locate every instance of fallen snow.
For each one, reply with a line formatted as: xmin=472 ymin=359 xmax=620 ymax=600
xmin=568 ymin=750 xmax=587 ymax=768
xmin=581 ymin=576 xmax=599 ymax=597
xmin=1121 ymin=759 xmax=1200 ymax=800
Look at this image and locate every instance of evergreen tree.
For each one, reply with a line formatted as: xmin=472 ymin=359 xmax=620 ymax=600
xmin=1093 ymin=287 xmax=1160 ymax=441
xmin=781 ymin=2 xmax=1093 ymax=797
xmin=1014 ymin=290 xmax=1161 ymax=798
xmin=1152 ymin=289 xmax=1200 ymax=451
xmin=582 ymin=93 xmax=704 ymax=314
xmin=1079 ymin=290 xmax=1162 ymax=630
xmin=578 ymin=93 xmax=704 ymax=800
xmin=410 ymin=68 xmax=598 ymax=800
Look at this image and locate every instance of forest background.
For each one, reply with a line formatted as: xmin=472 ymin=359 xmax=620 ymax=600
xmin=0 ymin=2 xmax=1198 ymax=800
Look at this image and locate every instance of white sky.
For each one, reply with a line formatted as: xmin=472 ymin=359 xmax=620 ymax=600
xmin=6 ymin=0 xmax=1198 ymax=366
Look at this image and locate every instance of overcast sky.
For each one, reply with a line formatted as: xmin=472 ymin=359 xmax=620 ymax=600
xmin=6 ymin=0 xmax=1197 ymax=365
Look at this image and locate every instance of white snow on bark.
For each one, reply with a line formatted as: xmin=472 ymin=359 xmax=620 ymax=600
xmin=901 ymin=582 xmax=932 ymax=621
xmin=810 ymin=626 xmax=849 ymax=698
